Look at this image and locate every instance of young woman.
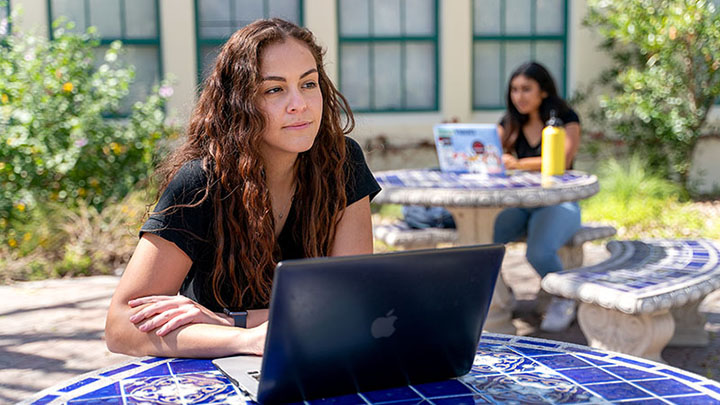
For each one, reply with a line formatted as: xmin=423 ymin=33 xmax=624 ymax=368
xmin=494 ymin=61 xmax=582 ymax=333
xmin=105 ymin=19 xmax=380 ymax=358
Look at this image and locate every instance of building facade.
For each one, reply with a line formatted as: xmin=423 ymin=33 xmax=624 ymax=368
xmin=7 ymin=0 xmax=720 ymax=190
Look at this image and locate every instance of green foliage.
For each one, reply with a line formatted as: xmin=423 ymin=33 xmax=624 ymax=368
xmin=0 ymin=189 xmax=149 ymax=282
xmin=584 ymin=0 xmax=720 ymax=184
xmin=0 ymin=20 xmax=177 ymax=250
xmin=581 ymin=155 xmax=720 ymax=239
xmin=371 ymin=203 xmax=403 ymax=219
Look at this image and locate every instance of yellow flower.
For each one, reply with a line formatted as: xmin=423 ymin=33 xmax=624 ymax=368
xmin=89 ymin=177 xmax=99 ymax=187
xmin=8 ymin=238 xmax=17 ymax=248
xmin=0 ymin=162 xmax=5 ymax=170
xmin=78 ymin=187 xmax=86 ymax=197
xmin=15 ymin=202 xmax=25 ymax=212
xmin=62 ymin=82 xmax=74 ymax=93
xmin=1 ymin=94 xmax=8 ymax=104
xmin=23 ymin=232 xmax=32 ymax=242
xmin=110 ymin=142 xmax=123 ymax=154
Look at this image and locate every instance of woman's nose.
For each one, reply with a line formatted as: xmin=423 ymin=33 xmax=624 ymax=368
xmin=287 ymin=89 xmax=308 ymax=113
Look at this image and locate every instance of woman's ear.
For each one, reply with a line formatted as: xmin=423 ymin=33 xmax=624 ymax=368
xmin=541 ymin=91 xmax=548 ymax=99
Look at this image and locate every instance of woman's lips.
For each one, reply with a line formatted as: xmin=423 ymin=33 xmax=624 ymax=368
xmin=283 ymin=121 xmax=311 ymax=130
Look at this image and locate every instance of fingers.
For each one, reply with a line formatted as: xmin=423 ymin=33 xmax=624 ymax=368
xmin=136 ymin=307 xmax=184 ymax=332
xmin=128 ymin=295 xmax=182 ymax=308
xmin=128 ymin=296 xmax=189 ymax=323
xmin=155 ymin=308 xmax=200 ymax=336
xmin=136 ymin=306 xmax=201 ymax=335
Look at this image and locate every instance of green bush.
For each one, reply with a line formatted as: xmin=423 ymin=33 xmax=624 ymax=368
xmin=0 ymin=13 xmax=178 ymax=280
xmin=0 ymin=189 xmax=149 ymax=282
xmin=0 ymin=19 xmax=177 ymax=251
xmin=583 ymin=0 xmax=720 ymax=186
xmin=581 ymin=155 xmax=719 ymax=239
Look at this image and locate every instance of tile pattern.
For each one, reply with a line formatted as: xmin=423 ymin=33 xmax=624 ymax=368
xmin=542 ymin=239 xmax=720 ymax=314
xmin=372 ymin=169 xmax=599 ymax=208
xmin=26 ymin=334 xmax=720 ymax=405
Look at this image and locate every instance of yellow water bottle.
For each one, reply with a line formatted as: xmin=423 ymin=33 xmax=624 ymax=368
xmin=541 ymin=111 xmax=565 ymax=187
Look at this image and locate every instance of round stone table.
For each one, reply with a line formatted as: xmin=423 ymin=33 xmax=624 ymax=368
xmin=373 ymin=169 xmax=600 ymax=334
xmin=24 ymin=334 xmax=720 ymax=404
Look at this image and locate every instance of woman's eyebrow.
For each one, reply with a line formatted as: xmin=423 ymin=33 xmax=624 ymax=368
xmin=262 ymin=68 xmax=318 ymax=82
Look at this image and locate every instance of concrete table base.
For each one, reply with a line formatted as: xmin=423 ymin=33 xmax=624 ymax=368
xmin=447 ymin=207 xmax=517 ymax=335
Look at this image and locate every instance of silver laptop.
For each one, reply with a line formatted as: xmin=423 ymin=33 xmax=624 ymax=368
xmin=213 ymin=244 xmax=504 ymax=403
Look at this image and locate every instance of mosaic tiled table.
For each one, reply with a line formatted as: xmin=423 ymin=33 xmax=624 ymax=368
xmin=543 ymin=239 xmax=720 ymax=362
xmin=24 ymin=334 xmax=720 ymax=405
xmin=373 ymin=169 xmax=600 ymax=334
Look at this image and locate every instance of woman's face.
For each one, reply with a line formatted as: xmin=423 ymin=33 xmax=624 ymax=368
xmin=509 ymin=74 xmax=547 ymax=115
xmin=257 ymin=38 xmax=323 ymax=159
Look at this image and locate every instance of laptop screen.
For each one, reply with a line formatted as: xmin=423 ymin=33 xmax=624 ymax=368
xmin=434 ymin=123 xmax=505 ymax=175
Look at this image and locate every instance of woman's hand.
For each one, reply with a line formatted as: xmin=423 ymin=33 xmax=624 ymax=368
xmin=244 ymin=322 xmax=269 ymax=356
xmin=502 ymin=153 xmax=518 ymax=169
xmin=128 ymin=295 xmax=232 ymax=336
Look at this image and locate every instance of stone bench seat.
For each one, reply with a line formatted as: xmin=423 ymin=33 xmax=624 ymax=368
xmin=373 ymin=222 xmax=616 ymax=268
xmin=373 ymin=221 xmax=458 ymax=249
xmin=541 ymin=239 xmax=720 ymax=362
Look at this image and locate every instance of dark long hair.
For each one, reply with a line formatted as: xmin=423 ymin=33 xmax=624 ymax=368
xmin=500 ymin=61 xmax=571 ymax=152
xmin=153 ymin=19 xmax=353 ymax=308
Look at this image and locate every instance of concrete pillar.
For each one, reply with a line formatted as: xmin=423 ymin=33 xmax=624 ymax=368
xmin=440 ymin=0 xmax=472 ymax=123
xmin=159 ymin=0 xmax=197 ymax=124
xmin=10 ymin=0 xmax=48 ymax=37
xmin=568 ymin=0 xmax=609 ymax=95
xmin=303 ymin=0 xmax=338 ymax=85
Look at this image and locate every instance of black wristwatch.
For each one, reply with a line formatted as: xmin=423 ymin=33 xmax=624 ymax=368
xmin=223 ymin=308 xmax=248 ymax=328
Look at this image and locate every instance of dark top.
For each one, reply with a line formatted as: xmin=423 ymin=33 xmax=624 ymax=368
xmin=500 ymin=108 xmax=580 ymax=159
xmin=140 ymin=137 xmax=381 ymax=312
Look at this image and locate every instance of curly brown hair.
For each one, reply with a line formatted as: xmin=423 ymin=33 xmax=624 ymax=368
xmin=153 ymin=19 xmax=353 ymax=309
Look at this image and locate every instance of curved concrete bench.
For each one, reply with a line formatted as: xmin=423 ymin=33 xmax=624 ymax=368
xmin=374 ymin=222 xmax=616 ymax=268
xmin=542 ymin=239 xmax=720 ymax=362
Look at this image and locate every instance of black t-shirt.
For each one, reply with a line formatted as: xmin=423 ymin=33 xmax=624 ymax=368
xmin=140 ymin=137 xmax=381 ymax=312
xmin=500 ymin=108 xmax=580 ymax=159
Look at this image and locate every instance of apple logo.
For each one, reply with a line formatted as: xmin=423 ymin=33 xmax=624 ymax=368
xmin=371 ymin=309 xmax=398 ymax=338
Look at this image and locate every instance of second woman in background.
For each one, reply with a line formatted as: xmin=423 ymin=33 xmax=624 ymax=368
xmin=495 ymin=61 xmax=582 ymax=333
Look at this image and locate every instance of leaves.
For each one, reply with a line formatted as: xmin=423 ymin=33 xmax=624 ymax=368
xmin=0 ymin=21 xmax=178 ymax=250
xmin=584 ymin=0 xmax=720 ymax=184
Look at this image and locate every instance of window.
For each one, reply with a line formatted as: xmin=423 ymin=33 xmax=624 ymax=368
xmin=473 ymin=0 xmax=568 ymax=109
xmin=48 ymin=0 xmax=162 ymax=114
xmin=337 ymin=0 xmax=438 ymax=112
xmin=195 ymin=0 xmax=303 ymax=81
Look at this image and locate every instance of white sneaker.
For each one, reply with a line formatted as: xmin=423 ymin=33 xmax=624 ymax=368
xmin=540 ymin=297 xmax=577 ymax=333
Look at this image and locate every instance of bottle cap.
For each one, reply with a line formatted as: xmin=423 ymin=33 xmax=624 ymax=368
xmin=546 ymin=110 xmax=564 ymax=127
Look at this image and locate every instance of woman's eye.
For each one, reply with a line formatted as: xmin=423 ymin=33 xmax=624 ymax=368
xmin=303 ymin=81 xmax=318 ymax=89
xmin=265 ymin=87 xmax=282 ymax=94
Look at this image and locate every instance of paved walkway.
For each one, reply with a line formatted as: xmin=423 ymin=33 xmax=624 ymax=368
xmin=0 ymin=244 xmax=718 ymax=404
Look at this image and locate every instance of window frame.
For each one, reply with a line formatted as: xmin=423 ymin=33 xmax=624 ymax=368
xmin=472 ymin=0 xmax=568 ymax=111
xmin=193 ymin=0 xmax=305 ymax=84
xmin=336 ymin=0 xmax=439 ymax=113
xmin=46 ymin=0 xmax=164 ymax=116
